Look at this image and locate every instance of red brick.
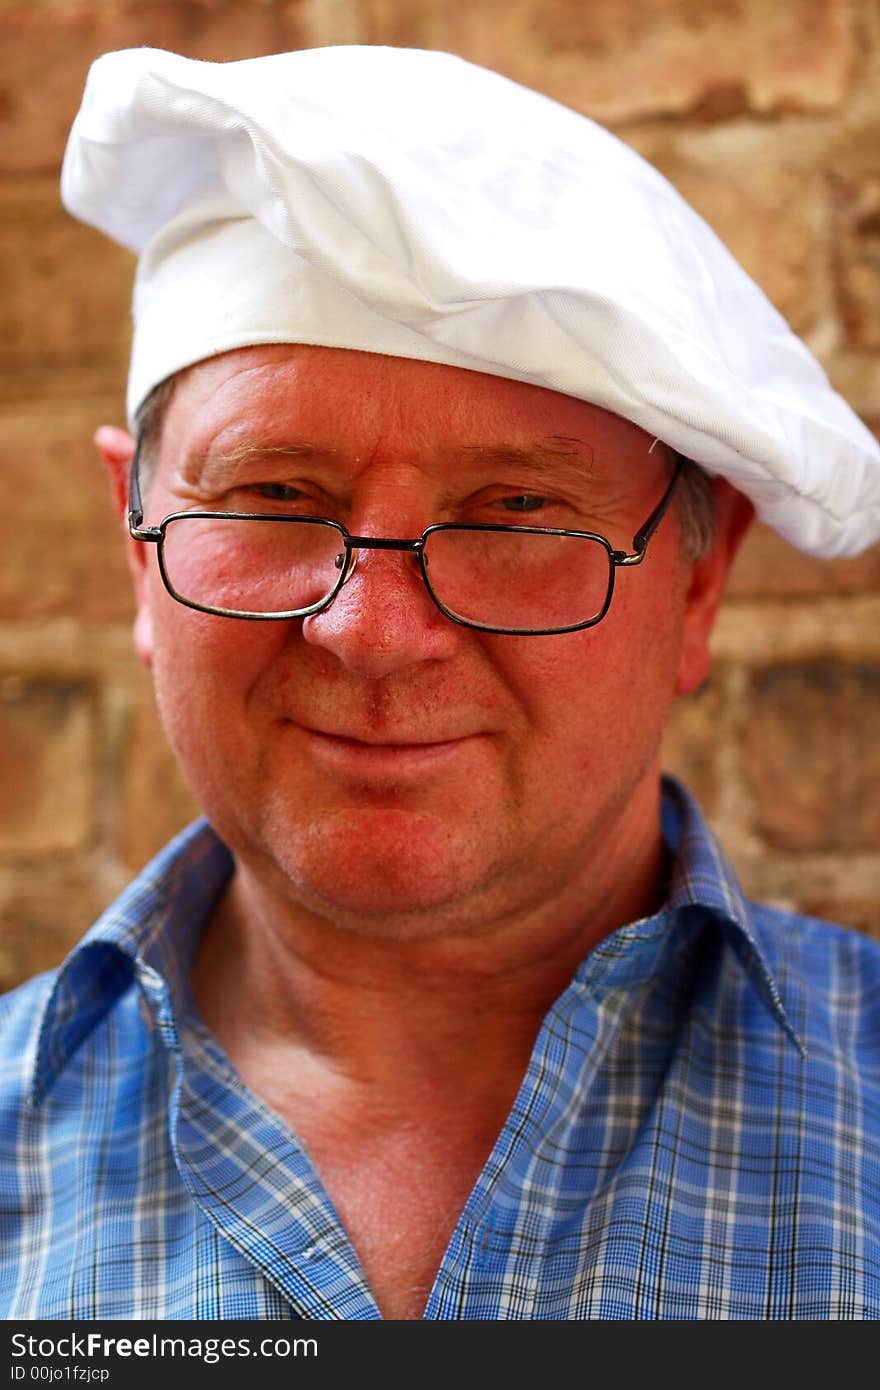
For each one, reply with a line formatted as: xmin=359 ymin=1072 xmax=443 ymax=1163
xmin=0 ymin=2 xmax=289 ymax=175
xmin=799 ymin=897 xmax=880 ymax=940
xmin=661 ymin=676 xmax=723 ymax=816
xmin=831 ymin=172 xmax=880 ymax=351
xmin=0 ymin=907 xmax=78 ymax=990
xmin=283 ymin=0 xmax=366 ymax=47
xmin=818 ymin=364 xmax=880 ymax=444
xmin=744 ymin=662 xmax=880 ymax=851
xmin=0 ymin=395 xmax=134 ymax=621
xmin=0 ymin=180 xmax=134 ymax=375
xmin=123 ymin=697 xmax=199 ymax=871
xmin=0 ymin=678 xmax=95 ymax=854
xmin=362 ymin=0 xmax=855 ymax=124
xmin=747 ymin=0 xmax=855 ymax=113
xmin=0 ymin=857 xmax=125 ymax=989
xmin=167 ymin=0 xmax=291 ymax=57
xmin=728 ymin=524 xmax=880 ymax=599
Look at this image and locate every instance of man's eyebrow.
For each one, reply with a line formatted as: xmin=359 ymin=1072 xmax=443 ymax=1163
xmin=208 ymin=441 xmax=337 ymax=465
xmin=457 ymin=437 xmax=596 ymax=477
xmin=186 ymin=440 xmax=338 ymax=480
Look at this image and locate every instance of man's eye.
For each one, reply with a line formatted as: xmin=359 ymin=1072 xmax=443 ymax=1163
xmin=499 ymin=494 xmax=547 ymax=513
xmin=253 ymin=482 xmax=304 ymax=502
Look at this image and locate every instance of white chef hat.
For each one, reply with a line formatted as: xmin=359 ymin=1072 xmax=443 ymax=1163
xmin=61 ymin=44 xmax=880 ymax=557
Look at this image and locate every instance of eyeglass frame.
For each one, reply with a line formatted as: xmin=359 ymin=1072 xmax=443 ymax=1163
xmin=128 ymin=430 xmax=684 ymax=637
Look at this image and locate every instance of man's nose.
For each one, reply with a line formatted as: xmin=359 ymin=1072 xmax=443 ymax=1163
xmin=301 ymin=543 xmax=461 ymax=677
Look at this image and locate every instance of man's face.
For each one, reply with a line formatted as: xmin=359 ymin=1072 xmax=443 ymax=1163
xmin=114 ymin=345 xmax=747 ymax=943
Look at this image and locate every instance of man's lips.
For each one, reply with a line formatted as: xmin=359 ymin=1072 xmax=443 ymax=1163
xmin=309 ymin=728 xmax=468 ymax=747
xmin=288 ymin=721 xmax=485 ymax=775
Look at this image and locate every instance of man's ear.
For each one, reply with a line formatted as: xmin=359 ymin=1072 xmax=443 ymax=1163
xmin=96 ymin=425 xmax=135 ymax=518
xmin=675 ymin=478 xmax=754 ymax=696
xmin=94 ymin=425 xmax=155 ymax=668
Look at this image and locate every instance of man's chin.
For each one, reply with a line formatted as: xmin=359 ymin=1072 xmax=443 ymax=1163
xmin=258 ymin=806 xmax=504 ymax=938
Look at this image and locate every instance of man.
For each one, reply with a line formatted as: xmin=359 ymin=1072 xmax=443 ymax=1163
xmin=1 ymin=45 xmax=879 ymax=1321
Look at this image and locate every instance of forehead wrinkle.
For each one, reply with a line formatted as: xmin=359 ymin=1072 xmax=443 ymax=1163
xmin=180 ymin=439 xmax=340 ymax=486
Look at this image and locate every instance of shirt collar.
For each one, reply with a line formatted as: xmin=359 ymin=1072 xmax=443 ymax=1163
xmin=28 ymin=819 xmax=232 ymax=1105
xmin=27 ymin=778 xmax=803 ymax=1104
xmin=660 ymin=777 xmax=805 ymax=1054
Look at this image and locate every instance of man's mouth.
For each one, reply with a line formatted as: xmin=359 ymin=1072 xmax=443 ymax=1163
xmin=293 ymin=723 xmax=483 ymax=777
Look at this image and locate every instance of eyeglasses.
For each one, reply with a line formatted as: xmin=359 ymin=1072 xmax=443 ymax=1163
xmin=128 ymin=435 xmax=682 ymax=636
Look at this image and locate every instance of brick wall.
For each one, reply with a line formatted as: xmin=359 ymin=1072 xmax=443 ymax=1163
xmin=1 ymin=0 xmax=878 ymax=990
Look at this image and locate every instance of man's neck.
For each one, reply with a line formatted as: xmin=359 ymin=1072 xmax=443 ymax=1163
xmin=191 ymin=793 xmax=667 ymax=1102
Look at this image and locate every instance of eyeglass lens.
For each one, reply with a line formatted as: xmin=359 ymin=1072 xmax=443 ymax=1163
xmin=422 ymin=527 xmax=611 ymax=630
xmin=161 ymin=516 xmax=343 ymax=616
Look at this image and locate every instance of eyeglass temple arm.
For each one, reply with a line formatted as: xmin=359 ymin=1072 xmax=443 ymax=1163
xmin=614 ymin=455 xmax=686 ymax=567
xmin=128 ymin=430 xmax=162 ymax=541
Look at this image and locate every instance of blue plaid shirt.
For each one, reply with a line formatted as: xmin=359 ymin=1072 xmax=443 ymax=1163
xmin=2 ymin=779 xmax=879 ymax=1319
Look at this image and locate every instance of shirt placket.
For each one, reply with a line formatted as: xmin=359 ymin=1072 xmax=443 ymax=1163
xmin=135 ymin=960 xmax=382 ymax=1320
